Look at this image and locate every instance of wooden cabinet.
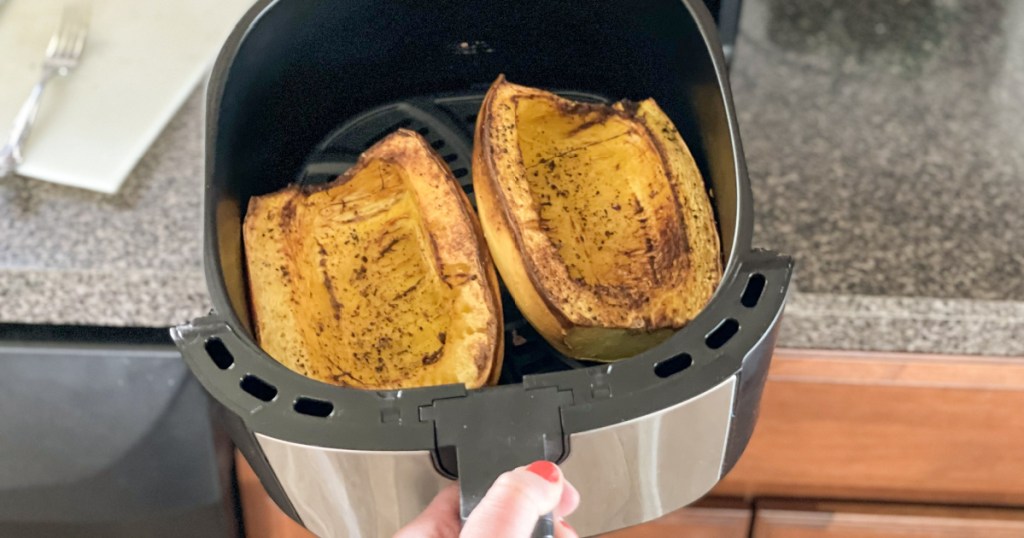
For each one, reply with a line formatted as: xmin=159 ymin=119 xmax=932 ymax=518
xmin=715 ymin=349 xmax=1024 ymax=506
xmin=598 ymin=501 xmax=1024 ymax=537
xmin=599 ymin=499 xmax=751 ymax=538
xmin=237 ymin=453 xmax=314 ymax=538
xmin=752 ymin=501 xmax=1024 ymax=538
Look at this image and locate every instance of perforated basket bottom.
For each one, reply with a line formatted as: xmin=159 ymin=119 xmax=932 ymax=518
xmin=297 ymin=91 xmax=611 ymax=383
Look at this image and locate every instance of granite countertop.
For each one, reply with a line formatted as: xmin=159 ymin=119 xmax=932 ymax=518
xmin=1 ymin=0 xmax=1022 ymax=355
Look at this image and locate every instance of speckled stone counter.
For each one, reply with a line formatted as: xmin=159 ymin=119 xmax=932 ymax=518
xmin=731 ymin=0 xmax=1024 ymax=355
xmin=0 ymin=90 xmax=208 ymax=327
xmin=1 ymin=0 xmax=1022 ymax=355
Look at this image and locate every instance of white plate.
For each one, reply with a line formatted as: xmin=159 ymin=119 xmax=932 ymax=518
xmin=0 ymin=0 xmax=255 ymax=193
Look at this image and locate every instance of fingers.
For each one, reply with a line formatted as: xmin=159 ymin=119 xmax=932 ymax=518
xmin=555 ymin=517 xmax=580 ymax=538
xmin=461 ymin=461 xmax=571 ymax=538
xmin=395 ymin=463 xmax=581 ymax=538
xmin=554 ymin=478 xmax=581 ymax=537
xmin=394 ymin=484 xmax=461 ymax=538
xmin=556 ymin=479 xmax=580 ymax=519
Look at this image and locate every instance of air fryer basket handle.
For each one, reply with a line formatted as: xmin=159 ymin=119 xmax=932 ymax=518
xmin=422 ymin=385 xmax=570 ymax=536
xmin=532 ymin=514 xmax=556 ymax=538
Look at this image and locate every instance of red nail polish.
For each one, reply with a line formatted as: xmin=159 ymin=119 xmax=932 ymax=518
xmin=525 ymin=460 xmax=560 ymax=483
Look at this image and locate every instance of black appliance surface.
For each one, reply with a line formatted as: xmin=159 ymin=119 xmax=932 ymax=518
xmin=0 ymin=340 xmax=237 ymax=538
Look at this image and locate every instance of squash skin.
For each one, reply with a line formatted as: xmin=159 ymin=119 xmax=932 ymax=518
xmin=473 ymin=76 xmax=722 ymax=361
xmin=244 ymin=130 xmax=503 ymax=389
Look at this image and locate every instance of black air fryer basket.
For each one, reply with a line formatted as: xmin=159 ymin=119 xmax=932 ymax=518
xmin=171 ymin=1 xmax=793 ymax=536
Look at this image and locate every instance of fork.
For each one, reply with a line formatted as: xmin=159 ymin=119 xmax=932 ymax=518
xmin=0 ymin=3 xmax=90 ymax=177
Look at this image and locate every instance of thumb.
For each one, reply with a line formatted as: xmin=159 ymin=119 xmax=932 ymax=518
xmin=461 ymin=461 xmax=564 ymax=538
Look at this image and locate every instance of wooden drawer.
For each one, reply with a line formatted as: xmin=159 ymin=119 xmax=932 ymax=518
xmin=237 ymin=453 xmax=314 ymax=538
xmin=753 ymin=500 xmax=1024 ymax=538
xmin=599 ymin=499 xmax=751 ymax=537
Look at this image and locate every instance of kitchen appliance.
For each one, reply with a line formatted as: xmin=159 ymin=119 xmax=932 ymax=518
xmin=171 ymin=0 xmax=792 ymax=536
xmin=704 ymin=0 xmax=744 ymax=60
xmin=0 ymin=331 xmax=237 ymax=538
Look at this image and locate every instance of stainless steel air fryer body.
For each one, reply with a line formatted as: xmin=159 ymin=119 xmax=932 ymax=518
xmin=171 ymin=1 xmax=793 ymax=536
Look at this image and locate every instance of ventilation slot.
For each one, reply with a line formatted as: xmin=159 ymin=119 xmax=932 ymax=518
xmin=431 ymin=139 xmax=446 ymax=150
xmin=706 ymin=319 xmax=739 ymax=350
xmin=417 ymin=127 xmax=431 ymax=136
xmin=452 ymin=168 xmax=469 ymax=178
xmin=443 ymin=153 xmax=458 ymax=163
xmin=654 ymin=353 xmax=693 ymax=378
xmin=204 ymin=338 xmax=234 ymax=370
xmin=742 ymin=273 xmax=766 ymax=308
xmin=294 ymin=397 xmax=334 ymax=418
xmin=241 ymin=375 xmax=278 ymax=402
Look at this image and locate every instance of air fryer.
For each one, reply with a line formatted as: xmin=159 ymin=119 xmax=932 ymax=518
xmin=171 ymin=1 xmax=793 ymax=537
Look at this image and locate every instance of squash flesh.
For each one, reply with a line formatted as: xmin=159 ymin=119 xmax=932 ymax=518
xmin=474 ymin=77 xmax=722 ymax=360
xmin=516 ymin=97 xmax=685 ymax=294
xmin=244 ymin=130 xmax=501 ymax=388
xmin=300 ymin=160 xmax=453 ymax=385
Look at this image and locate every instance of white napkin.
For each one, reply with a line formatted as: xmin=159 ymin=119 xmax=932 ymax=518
xmin=0 ymin=0 xmax=255 ymax=193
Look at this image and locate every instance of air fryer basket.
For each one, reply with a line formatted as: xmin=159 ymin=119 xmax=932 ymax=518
xmin=171 ymin=1 xmax=793 ymax=536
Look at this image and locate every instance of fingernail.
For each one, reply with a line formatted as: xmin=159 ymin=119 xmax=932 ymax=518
xmin=561 ymin=519 xmax=575 ymax=533
xmin=525 ymin=460 xmax=560 ymax=483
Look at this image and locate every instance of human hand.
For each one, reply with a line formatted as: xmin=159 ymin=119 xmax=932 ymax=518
xmin=395 ymin=461 xmax=580 ymax=538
